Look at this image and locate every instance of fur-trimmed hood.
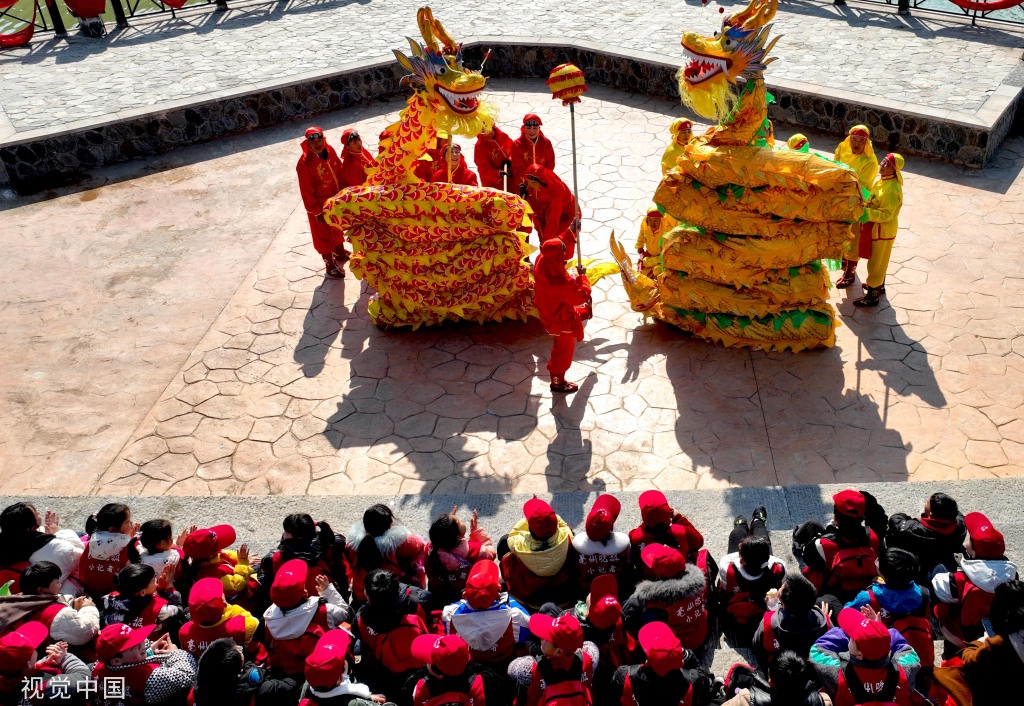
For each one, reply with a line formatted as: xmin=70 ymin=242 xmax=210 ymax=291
xmin=573 ymin=531 xmax=629 ymax=557
xmin=633 ymin=565 xmax=706 ymax=604
xmin=347 ymin=522 xmax=412 ymax=557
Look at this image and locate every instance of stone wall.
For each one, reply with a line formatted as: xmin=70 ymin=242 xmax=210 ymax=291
xmin=2 ymin=40 xmax=1020 ymax=193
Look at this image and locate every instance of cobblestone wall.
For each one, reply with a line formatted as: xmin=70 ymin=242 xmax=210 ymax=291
xmin=2 ymin=41 xmax=1018 ymax=192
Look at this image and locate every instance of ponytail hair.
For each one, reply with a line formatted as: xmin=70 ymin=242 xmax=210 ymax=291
xmin=86 ymin=503 xmax=130 ymax=535
xmin=114 ymin=563 xmax=155 ymax=596
xmin=427 ymin=513 xmax=460 ymax=575
xmin=356 ymin=504 xmax=394 ymax=570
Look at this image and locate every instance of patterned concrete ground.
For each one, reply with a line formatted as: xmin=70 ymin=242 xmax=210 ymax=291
xmin=4 ymin=80 xmax=1020 ymax=496
xmin=1 ymin=0 xmax=1023 ymax=140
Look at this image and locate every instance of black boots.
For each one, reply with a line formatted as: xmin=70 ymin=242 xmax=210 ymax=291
xmin=853 ymin=286 xmax=881 ymax=308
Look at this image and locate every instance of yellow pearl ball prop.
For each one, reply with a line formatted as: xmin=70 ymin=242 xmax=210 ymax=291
xmin=546 ymin=64 xmax=588 ymax=105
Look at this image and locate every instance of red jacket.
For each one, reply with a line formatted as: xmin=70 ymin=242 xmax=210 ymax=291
xmin=511 ymin=131 xmax=555 ymax=189
xmin=356 ymin=612 xmax=428 ymax=673
xmin=340 ymin=147 xmax=377 ymax=187
xmin=296 ymin=141 xmax=344 ymax=216
xmin=413 ymin=673 xmax=486 ymax=706
xmin=533 ymin=240 xmax=591 ymax=342
xmin=431 ymin=155 xmax=480 ymax=186
xmin=474 ymin=127 xmax=514 ymax=189
xmin=524 ymin=165 xmax=579 ymax=260
xmin=499 ymin=544 xmax=580 ymax=612
xmin=296 ymin=141 xmax=345 ymax=255
xmin=179 ymin=614 xmax=248 ymax=658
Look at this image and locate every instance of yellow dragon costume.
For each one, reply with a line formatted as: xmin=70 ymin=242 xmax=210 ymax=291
xmin=613 ymin=0 xmax=864 ymax=351
xmin=324 ymin=8 xmax=533 ymax=328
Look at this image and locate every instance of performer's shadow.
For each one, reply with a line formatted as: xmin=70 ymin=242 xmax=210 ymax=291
xmin=623 ymin=308 xmax=945 ymax=490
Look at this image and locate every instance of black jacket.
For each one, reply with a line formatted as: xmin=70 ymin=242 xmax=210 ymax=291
xmin=751 ymin=607 xmax=830 ymax=670
xmin=886 ymin=512 xmax=966 ymax=584
xmin=610 ymin=663 xmax=718 ymax=706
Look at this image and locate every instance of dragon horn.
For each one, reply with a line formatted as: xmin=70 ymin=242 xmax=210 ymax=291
xmin=417 ymin=7 xmax=442 ymax=53
xmin=430 ymin=14 xmax=459 ymax=54
xmin=728 ymin=0 xmax=778 ymax=31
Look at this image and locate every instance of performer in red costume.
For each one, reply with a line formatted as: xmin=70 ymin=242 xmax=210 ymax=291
xmin=431 ymin=144 xmax=479 ymax=186
xmin=511 ymin=114 xmax=556 ymax=194
xmin=534 ymin=239 xmax=591 ymax=394
xmin=474 ymin=124 xmax=514 ymax=190
xmin=339 ymin=129 xmax=378 ymax=187
xmin=295 ymin=127 xmax=347 ymax=278
xmin=524 ymin=164 xmax=580 ymax=259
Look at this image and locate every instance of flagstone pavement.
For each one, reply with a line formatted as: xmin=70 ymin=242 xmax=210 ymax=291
xmin=4 ymin=80 xmax=1024 ymax=496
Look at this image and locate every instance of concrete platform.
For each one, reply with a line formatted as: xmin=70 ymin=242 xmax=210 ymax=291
xmin=2 ymin=0 xmax=1024 ymax=187
xmin=4 ymin=81 xmax=1024 ymax=497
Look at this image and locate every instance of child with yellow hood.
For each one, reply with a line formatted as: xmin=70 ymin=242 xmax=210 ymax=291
xmin=499 ymin=498 xmax=577 ymax=611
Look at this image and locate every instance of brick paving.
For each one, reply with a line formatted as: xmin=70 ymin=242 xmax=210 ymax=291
xmin=1 ymin=0 xmax=1022 ymax=140
xmin=4 ymin=80 xmax=1020 ymax=496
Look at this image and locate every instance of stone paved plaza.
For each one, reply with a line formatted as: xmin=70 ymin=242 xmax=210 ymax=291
xmin=1 ymin=0 xmax=1023 ymax=143
xmin=4 ymin=79 xmax=1024 ymax=496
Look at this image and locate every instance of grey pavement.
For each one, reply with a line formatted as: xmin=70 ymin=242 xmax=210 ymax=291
xmin=1 ymin=0 xmax=1023 ymax=140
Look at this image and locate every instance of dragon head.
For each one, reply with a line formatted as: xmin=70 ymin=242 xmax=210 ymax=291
xmin=394 ymin=7 xmax=495 ymax=138
xmin=677 ymin=0 xmax=780 ymax=122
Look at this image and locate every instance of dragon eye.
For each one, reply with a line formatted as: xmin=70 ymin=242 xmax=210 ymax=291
xmin=724 ymin=39 xmax=732 ymax=46
xmin=713 ymin=30 xmax=719 ymax=38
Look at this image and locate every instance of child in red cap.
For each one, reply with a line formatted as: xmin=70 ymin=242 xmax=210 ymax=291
xmin=302 ymin=630 xmax=390 ymax=706
xmin=442 ymin=559 xmax=532 ymax=668
xmin=808 ymin=608 xmax=917 ymax=706
xmin=179 ymin=577 xmax=261 ymax=660
xmin=426 ymin=507 xmax=496 ymax=610
xmin=263 ymin=559 xmax=351 ymax=678
xmin=351 ymin=569 xmax=430 ymax=705
xmin=622 ymin=544 xmax=715 ymax=671
xmin=794 ymin=489 xmax=883 ymax=614
xmin=572 ymin=495 xmax=631 ymax=598
xmin=508 ymin=614 xmax=595 ymax=706
xmin=932 ymin=511 xmax=1019 ymax=654
xmin=568 ymin=574 xmax=634 ymax=694
xmin=628 ymin=491 xmax=704 ymax=581
xmin=0 ymin=622 xmax=90 ymax=703
xmin=611 ymin=621 xmax=717 ymax=706
xmin=499 ymin=498 xmax=578 ymax=612
xmin=182 ymin=524 xmax=258 ymax=609
xmin=410 ymin=634 xmax=485 ymax=706
xmin=92 ymin=623 xmax=197 ymax=706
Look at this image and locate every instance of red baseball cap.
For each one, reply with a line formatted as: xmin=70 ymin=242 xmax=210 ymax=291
xmin=0 ymin=622 xmax=48 ymax=673
xmin=271 ymin=559 xmax=309 ymax=607
xmin=529 ymin=614 xmax=583 ymax=653
xmin=965 ymin=512 xmax=1005 ymax=559
xmin=639 ymin=490 xmax=673 ymax=527
xmin=833 ymin=489 xmax=866 ymax=520
xmin=305 ymin=630 xmax=352 ymax=689
xmin=182 ymin=524 xmax=236 ymax=559
xmin=463 ymin=559 xmax=501 ymax=610
xmin=588 ymin=575 xmax=621 ymax=630
xmin=96 ymin=622 xmax=154 ymax=663
xmin=586 ymin=494 xmax=621 ymax=541
xmin=188 ymin=577 xmax=227 ymax=624
xmin=641 ymin=543 xmax=686 ymax=578
xmin=837 ymin=608 xmax=890 ymax=661
xmin=638 ymin=621 xmax=684 ymax=676
xmin=523 ymin=114 xmax=542 ymax=126
xmin=411 ymin=634 xmax=471 ymax=677
xmin=524 ymin=498 xmax=558 ymax=540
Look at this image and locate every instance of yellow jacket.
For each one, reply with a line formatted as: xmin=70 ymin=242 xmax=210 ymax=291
xmin=865 ymin=177 xmax=902 ymax=241
xmin=834 ymin=144 xmax=878 ymax=191
xmin=662 ymin=141 xmax=686 ymax=176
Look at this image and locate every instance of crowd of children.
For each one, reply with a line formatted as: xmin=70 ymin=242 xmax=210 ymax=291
xmin=0 ymin=489 xmax=1019 ymax=706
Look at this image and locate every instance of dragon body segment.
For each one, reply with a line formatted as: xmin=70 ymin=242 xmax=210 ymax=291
xmin=619 ymin=0 xmax=863 ymax=351
xmin=324 ymin=7 xmax=533 ymax=328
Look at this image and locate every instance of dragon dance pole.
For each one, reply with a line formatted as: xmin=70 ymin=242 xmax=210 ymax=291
xmin=547 ymin=64 xmax=589 ymax=269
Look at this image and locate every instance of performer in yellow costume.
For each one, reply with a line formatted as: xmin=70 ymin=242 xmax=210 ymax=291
xmin=661 ymin=118 xmax=694 ymax=175
xmin=834 ymin=125 xmax=879 ymax=288
xmin=853 ymin=153 xmax=903 ymax=308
